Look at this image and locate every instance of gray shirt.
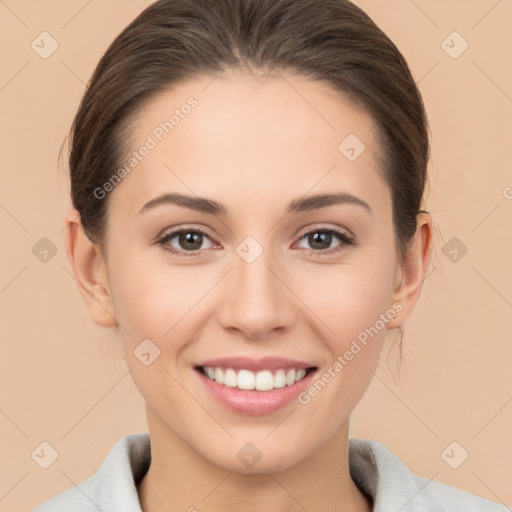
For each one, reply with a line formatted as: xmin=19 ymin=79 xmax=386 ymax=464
xmin=31 ymin=432 xmax=508 ymax=511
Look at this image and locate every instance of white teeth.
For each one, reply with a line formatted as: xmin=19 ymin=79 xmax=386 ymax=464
xmin=285 ymin=369 xmax=296 ymax=385
xmin=223 ymin=368 xmax=238 ymax=387
xmin=202 ymin=366 xmax=310 ymax=390
xmin=238 ymin=369 xmax=255 ymax=390
xmin=255 ymin=370 xmax=274 ymax=391
xmin=274 ymin=369 xmax=287 ymax=388
xmin=214 ymin=367 xmax=223 ymax=383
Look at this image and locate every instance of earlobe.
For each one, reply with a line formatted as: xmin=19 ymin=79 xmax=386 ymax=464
xmin=387 ymin=212 xmax=434 ymax=328
xmin=64 ymin=208 xmax=118 ymax=328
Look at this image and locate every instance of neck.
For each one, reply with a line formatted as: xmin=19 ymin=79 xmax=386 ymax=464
xmin=137 ymin=408 xmax=372 ymax=512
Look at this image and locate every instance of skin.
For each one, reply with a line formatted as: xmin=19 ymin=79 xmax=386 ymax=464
xmin=65 ymin=68 xmax=433 ymax=512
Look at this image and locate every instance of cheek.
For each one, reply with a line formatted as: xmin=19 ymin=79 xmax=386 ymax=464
xmin=292 ymin=263 xmax=394 ymax=438
xmin=295 ymin=254 xmax=396 ymax=345
xmin=106 ymin=253 xmax=200 ymax=409
xmin=108 ymin=249 xmax=216 ymax=340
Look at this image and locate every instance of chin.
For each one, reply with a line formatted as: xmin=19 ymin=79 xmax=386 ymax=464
xmin=198 ymin=434 xmax=313 ymax=476
xmin=216 ymin=451 xmax=304 ymax=475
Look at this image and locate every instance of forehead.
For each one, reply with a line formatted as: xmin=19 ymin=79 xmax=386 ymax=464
xmin=109 ymin=70 xmax=389 ymax=216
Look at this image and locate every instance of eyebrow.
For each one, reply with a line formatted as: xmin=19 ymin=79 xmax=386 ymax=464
xmin=138 ymin=192 xmax=372 ymax=216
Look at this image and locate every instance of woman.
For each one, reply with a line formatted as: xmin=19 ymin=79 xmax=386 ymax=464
xmin=32 ymin=0 xmax=507 ymax=510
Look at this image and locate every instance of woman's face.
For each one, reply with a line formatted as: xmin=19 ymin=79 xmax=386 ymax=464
xmin=101 ymin=69 xmax=405 ymax=472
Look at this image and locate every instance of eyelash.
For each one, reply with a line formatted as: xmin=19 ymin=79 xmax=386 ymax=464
xmin=156 ymin=226 xmax=355 ymax=258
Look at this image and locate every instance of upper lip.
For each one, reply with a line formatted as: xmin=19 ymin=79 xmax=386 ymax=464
xmin=195 ymin=356 xmax=317 ymax=372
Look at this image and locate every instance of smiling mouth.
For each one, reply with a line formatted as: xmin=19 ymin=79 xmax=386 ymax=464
xmin=195 ymin=365 xmax=317 ymax=391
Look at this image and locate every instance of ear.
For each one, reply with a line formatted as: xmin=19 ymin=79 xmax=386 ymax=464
xmin=64 ymin=208 xmax=118 ymax=328
xmin=386 ymin=212 xmax=434 ymax=327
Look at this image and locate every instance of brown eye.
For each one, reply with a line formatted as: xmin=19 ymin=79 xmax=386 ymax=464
xmin=157 ymin=229 xmax=215 ymax=256
xmin=177 ymin=231 xmax=204 ymax=251
xmin=296 ymin=227 xmax=355 ymax=254
xmin=307 ymin=231 xmax=334 ymax=250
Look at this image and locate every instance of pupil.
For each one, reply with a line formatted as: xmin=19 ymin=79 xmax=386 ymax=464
xmin=310 ymin=232 xmax=331 ymax=250
xmin=180 ymin=232 xmax=202 ymax=250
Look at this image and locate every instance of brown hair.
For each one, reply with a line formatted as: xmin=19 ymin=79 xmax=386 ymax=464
xmin=66 ymin=0 xmax=430 ymax=259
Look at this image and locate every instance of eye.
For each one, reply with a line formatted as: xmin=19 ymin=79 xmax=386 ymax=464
xmin=294 ymin=227 xmax=355 ymax=255
xmin=156 ymin=225 xmax=355 ymax=258
xmin=156 ymin=228 xmax=216 ymax=256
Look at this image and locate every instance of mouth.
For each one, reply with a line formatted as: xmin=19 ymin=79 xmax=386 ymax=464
xmin=195 ymin=365 xmax=317 ymax=391
xmin=193 ymin=356 xmax=318 ymax=415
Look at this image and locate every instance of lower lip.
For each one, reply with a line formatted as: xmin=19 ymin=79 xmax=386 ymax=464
xmin=196 ymin=368 xmax=317 ymax=416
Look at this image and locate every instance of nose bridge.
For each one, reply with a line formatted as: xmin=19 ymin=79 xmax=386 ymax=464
xmin=217 ymin=237 xmax=293 ymax=338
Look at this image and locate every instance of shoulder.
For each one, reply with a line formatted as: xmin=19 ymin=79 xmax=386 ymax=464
xmin=348 ymin=438 xmax=508 ymax=511
xmin=31 ymin=432 xmax=151 ymax=511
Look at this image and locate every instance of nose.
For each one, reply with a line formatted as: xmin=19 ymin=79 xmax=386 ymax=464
xmin=216 ymin=244 xmax=295 ymax=340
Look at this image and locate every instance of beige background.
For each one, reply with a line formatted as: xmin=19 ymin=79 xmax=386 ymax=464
xmin=0 ymin=1 xmax=511 ymax=510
